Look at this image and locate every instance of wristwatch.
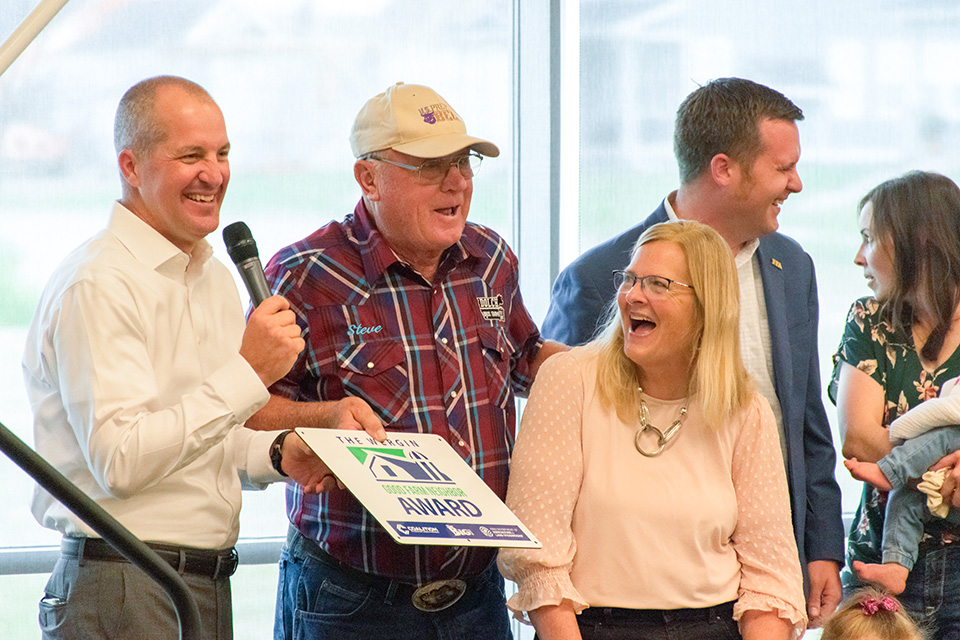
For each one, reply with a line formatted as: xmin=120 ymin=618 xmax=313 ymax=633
xmin=270 ymin=430 xmax=294 ymax=477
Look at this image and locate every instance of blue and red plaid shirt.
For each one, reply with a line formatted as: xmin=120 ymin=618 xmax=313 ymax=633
xmin=263 ymin=199 xmax=543 ymax=582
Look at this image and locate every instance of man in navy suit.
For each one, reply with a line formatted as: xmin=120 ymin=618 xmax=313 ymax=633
xmin=541 ymin=77 xmax=844 ymax=628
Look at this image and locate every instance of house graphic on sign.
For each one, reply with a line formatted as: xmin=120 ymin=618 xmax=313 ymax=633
xmin=347 ymin=446 xmax=454 ymax=484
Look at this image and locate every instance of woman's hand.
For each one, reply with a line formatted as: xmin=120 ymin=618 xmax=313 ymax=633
xmin=930 ymin=451 xmax=960 ymax=508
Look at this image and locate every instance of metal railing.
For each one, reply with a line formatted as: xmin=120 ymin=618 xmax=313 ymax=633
xmin=0 ymin=421 xmax=202 ymax=640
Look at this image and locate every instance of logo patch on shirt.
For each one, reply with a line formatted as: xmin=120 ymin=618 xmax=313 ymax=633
xmin=477 ymin=294 xmax=505 ymax=322
xmin=771 ymin=258 xmax=782 ymax=270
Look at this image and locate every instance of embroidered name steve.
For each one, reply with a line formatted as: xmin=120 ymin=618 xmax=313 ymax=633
xmin=347 ymin=324 xmax=383 ymax=337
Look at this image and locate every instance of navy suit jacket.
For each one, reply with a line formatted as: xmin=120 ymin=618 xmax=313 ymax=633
xmin=541 ymin=202 xmax=845 ymax=572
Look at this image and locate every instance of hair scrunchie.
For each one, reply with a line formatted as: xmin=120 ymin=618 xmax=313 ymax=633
xmin=861 ymin=596 xmax=900 ymax=616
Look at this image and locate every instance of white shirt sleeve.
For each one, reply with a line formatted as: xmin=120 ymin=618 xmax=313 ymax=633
xmin=49 ymin=264 xmax=268 ymax=499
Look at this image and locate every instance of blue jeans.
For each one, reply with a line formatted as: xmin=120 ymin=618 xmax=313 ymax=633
xmin=878 ymin=427 xmax=960 ymax=569
xmin=274 ymin=531 xmax=512 ymax=640
xmin=572 ymin=602 xmax=741 ymax=640
xmin=897 ymin=543 xmax=960 ymax=639
xmin=846 ymin=541 xmax=960 ymax=639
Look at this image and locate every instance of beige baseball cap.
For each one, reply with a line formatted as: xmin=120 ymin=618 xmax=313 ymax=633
xmin=349 ymin=82 xmax=500 ymax=159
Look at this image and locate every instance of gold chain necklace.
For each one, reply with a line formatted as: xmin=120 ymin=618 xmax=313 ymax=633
xmin=634 ymin=387 xmax=688 ymax=457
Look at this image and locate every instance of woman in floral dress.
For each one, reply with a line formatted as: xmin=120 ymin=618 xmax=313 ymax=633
xmin=831 ymin=170 xmax=960 ymax=638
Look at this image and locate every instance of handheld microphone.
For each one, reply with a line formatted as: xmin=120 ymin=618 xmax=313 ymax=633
xmin=223 ymin=221 xmax=271 ymax=307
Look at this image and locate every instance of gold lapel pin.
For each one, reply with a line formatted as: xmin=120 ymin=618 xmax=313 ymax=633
xmin=771 ymin=258 xmax=782 ymax=270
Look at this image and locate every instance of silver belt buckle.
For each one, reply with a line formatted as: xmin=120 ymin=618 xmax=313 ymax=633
xmin=411 ymin=579 xmax=467 ymax=612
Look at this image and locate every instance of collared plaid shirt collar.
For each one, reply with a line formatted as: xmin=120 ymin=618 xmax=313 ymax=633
xmin=352 ymin=199 xmax=480 ymax=286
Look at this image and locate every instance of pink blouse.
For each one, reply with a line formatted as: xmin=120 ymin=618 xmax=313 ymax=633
xmin=498 ymin=346 xmax=806 ymax=634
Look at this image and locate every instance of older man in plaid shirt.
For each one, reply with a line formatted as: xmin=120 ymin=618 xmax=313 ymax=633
xmin=247 ymin=82 xmax=565 ymax=640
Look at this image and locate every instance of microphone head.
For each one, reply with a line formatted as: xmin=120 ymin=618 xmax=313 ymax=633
xmin=223 ymin=221 xmax=259 ymax=263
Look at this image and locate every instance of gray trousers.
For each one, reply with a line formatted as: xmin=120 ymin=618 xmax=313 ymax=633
xmin=39 ymin=550 xmax=232 ymax=639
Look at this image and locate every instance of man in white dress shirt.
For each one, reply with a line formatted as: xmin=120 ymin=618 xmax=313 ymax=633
xmin=22 ymin=75 xmax=370 ymax=640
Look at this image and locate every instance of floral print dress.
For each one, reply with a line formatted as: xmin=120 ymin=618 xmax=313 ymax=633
xmin=830 ymin=296 xmax=960 ymax=585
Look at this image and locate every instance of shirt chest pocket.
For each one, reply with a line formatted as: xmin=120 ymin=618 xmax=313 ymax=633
xmin=476 ymin=325 xmax=512 ymax=410
xmin=335 ymin=339 xmax=411 ymax=424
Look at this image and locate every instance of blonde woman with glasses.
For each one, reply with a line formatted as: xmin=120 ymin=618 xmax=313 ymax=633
xmin=499 ymin=220 xmax=806 ymax=640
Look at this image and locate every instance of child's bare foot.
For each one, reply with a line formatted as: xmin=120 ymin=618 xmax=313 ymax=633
xmin=853 ymin=560 xmax=908 ymax=594
xmin=844 ymin=458 xmax=893 ymax=491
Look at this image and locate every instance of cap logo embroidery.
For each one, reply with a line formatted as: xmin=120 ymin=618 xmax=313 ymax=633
xmin=419 ymin=103 xmax=460 ymax=125
xmin=478 ymin=294 xmax=505 ymax=322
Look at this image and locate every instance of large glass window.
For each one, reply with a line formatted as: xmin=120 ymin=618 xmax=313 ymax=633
xmin=0 ymin=1 xmax=510 ymax=636
xmin=4 ymin=0 xmax=960 ymax=637
xmin=576 ymin=0 xmax=960 ymax=516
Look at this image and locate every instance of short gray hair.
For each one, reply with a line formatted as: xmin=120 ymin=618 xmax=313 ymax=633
xmin=114 ymin=75 xmax=213 ymax=156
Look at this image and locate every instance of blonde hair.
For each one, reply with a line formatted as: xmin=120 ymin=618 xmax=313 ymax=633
xmin=821 ymin=588 xmax=925 ymax=640
xmin=594 ymin=220 xmax=753 ymax=428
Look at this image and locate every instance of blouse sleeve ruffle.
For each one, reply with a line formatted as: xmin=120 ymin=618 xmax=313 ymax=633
xmin=733 ymin=590 xmax=807 ymax=638
xmin=729 ymin=396 xmax=809 ymax=637
xmin=503 ymin=565 xmax=589 ymax=623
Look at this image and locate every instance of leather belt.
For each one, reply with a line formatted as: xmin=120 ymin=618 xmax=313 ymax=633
xmin=61 ymin=536 xmax=239 ymax=580
xmin=288 ymin=528 xmax=479 ymax=612
xmin=578 ymin=601 xmax=736 ymax=624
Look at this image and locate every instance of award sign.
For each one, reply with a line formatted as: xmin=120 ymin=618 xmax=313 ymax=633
xmin=295 ymin=429 xmax=541 ymax=548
